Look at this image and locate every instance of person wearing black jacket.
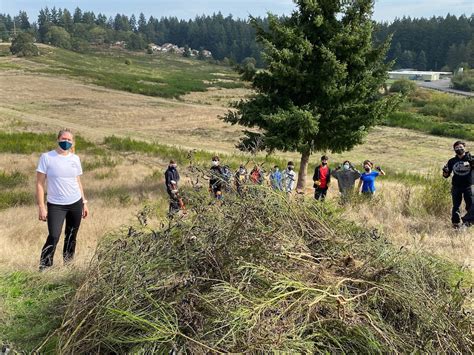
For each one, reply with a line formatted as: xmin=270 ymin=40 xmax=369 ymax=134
xmin=443 ymin=141 xmax=474 ymax=228
xmin=165 ymin=160 xmax=180 ymax=214
xmin=210 ymin=156 xmax=224 ymax=199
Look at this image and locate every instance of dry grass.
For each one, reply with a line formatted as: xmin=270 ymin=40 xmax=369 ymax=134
xmin=0 ymin=151 xmax=170 ymax=271
xmin=0 ymin=63 xmax=472 ymax=274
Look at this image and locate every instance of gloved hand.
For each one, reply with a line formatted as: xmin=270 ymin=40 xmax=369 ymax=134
xmin=375 ymin=166 xmax=382 ymax=171
xmin=442 ymin=165 xmax=449 ymax=174
xmin=314 ymin=180 xmax=321 ymax=186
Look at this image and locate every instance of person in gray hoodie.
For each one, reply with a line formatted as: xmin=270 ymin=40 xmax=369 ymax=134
xmin=331 ymin=160 xmax=361 ymax=202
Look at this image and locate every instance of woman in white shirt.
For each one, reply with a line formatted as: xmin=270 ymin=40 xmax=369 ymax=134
xmin=36 ymin=129 xmax=89 ymax=270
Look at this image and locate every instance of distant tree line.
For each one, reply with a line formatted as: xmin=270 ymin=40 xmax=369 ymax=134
xmin=0 ymin=8 xmax=472 ymax=69
xmin=374 ymin=15 xmax=474 ymax=71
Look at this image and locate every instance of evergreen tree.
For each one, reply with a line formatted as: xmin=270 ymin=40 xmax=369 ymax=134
xmin=73 ymin=7 xmax=82 ymax=24
xmin=415 ymin=50 xmax=427 ymax=70
xmin=222 ymin=0 xmax=396 ymax=190
xmin=10 ymin=32 xmax=39 ymax=56
xmin=138 ymin=13 xmax=147 ymax=34
xmin=17 ymin=11 xmax=30 ymax=30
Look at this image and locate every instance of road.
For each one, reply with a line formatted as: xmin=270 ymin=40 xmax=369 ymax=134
xmin=416 ymin=78 xmax=474 ymax=97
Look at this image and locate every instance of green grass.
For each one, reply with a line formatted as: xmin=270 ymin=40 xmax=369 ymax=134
xmin=0 ymin=171 xmax=28 ymax=189
xmin=383 ymin=90 xmax=474 ymax=140
xmin=0 ymin=191 xmax=34 ymax=210
xmin=383 ymin=111 xmax=474 ymax=141
xmin=103 ymin=135 xmax=286 ymax=170
xmin=0 ymin=270 xmax=81 ymax=353
xmin=0 ymin=131 xmax=105 ymax=155
xmin=15 ymin=47 xmax=243 ymax=98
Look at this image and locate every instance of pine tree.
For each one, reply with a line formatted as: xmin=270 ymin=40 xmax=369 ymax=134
xmin=415 ymin=50 xmax=427 ymax=70
xmin=222 ymin=0 xmax=396 ymax=190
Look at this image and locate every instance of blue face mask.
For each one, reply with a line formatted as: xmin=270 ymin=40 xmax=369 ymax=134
xmin=58 ymin=141 xmax=73 ymax=151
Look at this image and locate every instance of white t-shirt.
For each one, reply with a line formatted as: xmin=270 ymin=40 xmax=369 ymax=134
xmin=36 ymin=150 xmax=83 ymax=205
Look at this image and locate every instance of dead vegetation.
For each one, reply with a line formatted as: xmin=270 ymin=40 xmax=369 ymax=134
xmin=56 ymin=185 xmax=473 ymax=353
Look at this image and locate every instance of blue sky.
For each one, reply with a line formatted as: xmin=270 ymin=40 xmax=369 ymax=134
xmin=1 ymin=0 xmax=472 ymax=22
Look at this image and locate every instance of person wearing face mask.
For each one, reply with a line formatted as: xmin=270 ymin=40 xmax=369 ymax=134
xmin=313 ymin=155 xmax=331 ymax=201
xmin=442 ymin=141 xmax=474 ymax=228
xmin=36 ymin=129 xmax=88 ymax=270
xmin=165 ymin=160 xmax=181 ymax=215
xmin=331 ymin=160 xmax=361 ymax=202
xmin=210 ymin=156 xmax=224 ymax=199
xmin=282 ymin=161 xmax=297 ymax=194
xmin=270 ymin=166 xmax=283 ymax=191
xmin=358 ymin=160 xmax=385 ymax=196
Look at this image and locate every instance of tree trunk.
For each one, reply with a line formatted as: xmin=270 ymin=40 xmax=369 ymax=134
xmin=296 ymin=150 xmax=311 ymax=192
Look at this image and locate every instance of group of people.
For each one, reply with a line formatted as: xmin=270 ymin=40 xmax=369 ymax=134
xmin=164 ymin=154 xmax=387 ymax=216
xmin=34 ymin=130 xmax=473 ymax=271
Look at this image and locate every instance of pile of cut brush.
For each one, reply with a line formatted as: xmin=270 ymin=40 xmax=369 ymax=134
xmin=56 ymin=186 xmax=472 ymax=353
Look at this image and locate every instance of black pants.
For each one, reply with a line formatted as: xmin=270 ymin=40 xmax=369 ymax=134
xmin=314 ymin=187 xmax=328 ymax=201
xmin=451 ymin=185 xmax=474 ymax=224
xmin=40 ymin=199 xmax=83 ymax=268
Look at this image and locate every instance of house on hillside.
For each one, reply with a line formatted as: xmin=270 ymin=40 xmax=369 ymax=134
xmin=201 ymin=50 xmax=213 ymax=58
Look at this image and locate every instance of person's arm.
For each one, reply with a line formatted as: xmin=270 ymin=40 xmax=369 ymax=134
xmin=375 ymin=166 xmax=385 ymax=176
xmin=442 ymin=161 xmax=451 ymax=178
xmin=76 ymin=176 xmax=89 ymax=219
xmin=36 ymin=172 xmax=47 ymax=221
xmin=357 ymin=178 xmax=363 ymax=193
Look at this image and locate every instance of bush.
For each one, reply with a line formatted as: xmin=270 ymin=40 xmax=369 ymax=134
xmin=10 ymin=32 xmax=39 ymax=57
xmin=418 ymin=172 xmax=452 ymax=217
xmin=124 ymin=59 xmax=132 ymax=65
xmin=57 ymin=189 xmax=472 ymax=353
xmin=389 ymin=79 xmax=417 ymax=95
xmin=452 ymin=100 xmax=474 ymax=123
xmin=451 ymin=70 xmax=474 ymax=92
xmin=45 ymin=26 xmax=71 ymax=49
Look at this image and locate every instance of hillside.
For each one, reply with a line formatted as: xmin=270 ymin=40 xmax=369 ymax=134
xmin=0 ymin=45 xmax=472 ymax=352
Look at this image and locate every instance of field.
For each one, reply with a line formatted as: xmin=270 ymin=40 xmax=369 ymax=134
xmin=0 ymin=45 xmax=472 ymax=351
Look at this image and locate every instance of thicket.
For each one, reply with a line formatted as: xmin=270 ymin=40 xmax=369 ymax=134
xmin=452 ymin=69 xmax=474 ymax=92
xmin=55 ymin=186 xmax=472 ymax=353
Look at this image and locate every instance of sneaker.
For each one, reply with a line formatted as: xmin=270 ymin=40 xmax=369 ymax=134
xmin=452 ymin=223 xmax=463 ymax=229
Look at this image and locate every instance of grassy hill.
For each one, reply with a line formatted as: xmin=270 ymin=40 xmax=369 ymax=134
xmin=0 ymin=44 xmax=243 ymax=98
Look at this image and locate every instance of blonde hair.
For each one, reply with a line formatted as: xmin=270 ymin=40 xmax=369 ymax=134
xmin=57 ymin=128 xmax=75 ymax=153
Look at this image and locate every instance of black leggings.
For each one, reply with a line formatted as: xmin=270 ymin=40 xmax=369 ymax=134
xmin=40 ymin=199 xmax=83 ymax=268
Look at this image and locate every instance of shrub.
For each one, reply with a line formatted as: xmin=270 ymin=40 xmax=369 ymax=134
xmin=10 ymin=32 xmax=39 ymax=57
xmin=417 ymin=171 xmax=452 ymax=217
xmin=57 ymin=188 xmax=472 ymax=353
xmin=452 ymin=70 xmax=474 ymax=92
xmin=389 ymin=79 xmax=417 ymax=95
xmin=124 ymin=58 xmax=132 ymax=65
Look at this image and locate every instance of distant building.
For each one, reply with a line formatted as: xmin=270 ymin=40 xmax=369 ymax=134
xmin=388 ymin=70 xmax=452 ymax=82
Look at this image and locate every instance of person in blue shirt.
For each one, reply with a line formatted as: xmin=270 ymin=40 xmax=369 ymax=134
xmin=358 ymin=160 xmax=385 ymax=195
xmin=269 ymin=166 xmax=283 ymax=191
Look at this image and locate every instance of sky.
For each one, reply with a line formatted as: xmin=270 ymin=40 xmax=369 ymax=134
xmin=1 ymin=0 xmax=473 ymax=22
